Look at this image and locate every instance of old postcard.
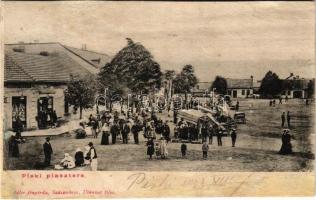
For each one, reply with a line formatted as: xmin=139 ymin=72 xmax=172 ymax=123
xmin=1 ymin=1 xmax=315 ymax=198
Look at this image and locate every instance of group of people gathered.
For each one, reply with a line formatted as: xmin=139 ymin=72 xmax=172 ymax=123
xmin=36 ymin=110 xmax=58 ymax=129
xmin=174 ymin=118 xmax=237 ymax=147
xmin=43 ymin=137 xmax=98 ymax=171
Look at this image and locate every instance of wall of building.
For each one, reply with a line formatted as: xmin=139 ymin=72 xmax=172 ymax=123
xmin=4 ymin=84 xmax=66 ymax=131
xmin=227 ymin=88 xmax=253 ymax=98
xmin=281 ymin=90 xmax=306 ymax=99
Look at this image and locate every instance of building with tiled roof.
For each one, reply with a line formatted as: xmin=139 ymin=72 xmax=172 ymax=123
xmin=226 ymin=77 xmax=254 ymax=98
xmin=4 ymin=42 xmax=105 ymax=131
xmin=63 ymin=45 xmax=111 ymax=69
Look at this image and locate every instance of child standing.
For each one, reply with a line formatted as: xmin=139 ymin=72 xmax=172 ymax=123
xmin=202 ymin=142 xmax=209 ymax=160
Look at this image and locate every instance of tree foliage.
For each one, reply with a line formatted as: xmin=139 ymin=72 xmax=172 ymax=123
xmin=211 ymin=76 xmax=227 ymax=95
xmin=98 ymin=38 xmax=162 ymax=97
xmin=65 ymin=74 xmax=97 ymax=119
xmin=173 ymin=65 xmax=198 ymax=94
xmin=259 ymin=71 xmax=282 ymax=98
xmin=164 ymin=70 xmax=176 ymax=81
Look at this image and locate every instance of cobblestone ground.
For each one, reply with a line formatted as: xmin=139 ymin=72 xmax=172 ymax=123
xmin=4 ymin=99 xmax=314 ymax=171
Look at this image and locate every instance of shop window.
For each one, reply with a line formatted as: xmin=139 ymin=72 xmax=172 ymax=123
xmin=12 ymin=96 xmax=27 ymax=129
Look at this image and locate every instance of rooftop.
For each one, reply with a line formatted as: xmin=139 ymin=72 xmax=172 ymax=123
xmin=4 ymin=42 xmax=103 ymax=83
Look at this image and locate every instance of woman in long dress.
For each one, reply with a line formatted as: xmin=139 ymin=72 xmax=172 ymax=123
xmin=279 ymin=129 xmax=293 ymax=155
xmin=146 ymin=138 xmax=155 ymax=160
xmin=101 ymin=123 xmax=110 ymax=145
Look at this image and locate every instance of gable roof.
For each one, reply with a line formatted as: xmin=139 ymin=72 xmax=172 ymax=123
xmin=5 ymin=43 xmax=99 ymax=83
xmin=226 ymin=78 xmax=253 ymax=89
xmin=63 ymin=45 xmax=111 ymax=68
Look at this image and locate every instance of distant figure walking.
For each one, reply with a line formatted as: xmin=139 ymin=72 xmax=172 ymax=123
xmin=217 ymin=130 xmax=223 ymax=146
xmin=181 ymin=143 xmax=187 ymax=158
xmin=287 ymin=111 xmax=291 ymax=128
xmin=202 ymin=142 xmax=209 ymax=160
xmin=231 ymin=129 xmax=237 ymax=147
xmin=43 ymin=137 xmax=53 ymax=166
xmin=269 ymin=100 xmax=272 ymax=107
xmin=279 ymin=96 xmax=283 ymax=104
xmin=279 ymin=129 xmax=292 ymax=155
xmin=235 ymin=101 xmax=239 ymax=111
xmin=281 ymin=112 xmax=285 ymax=128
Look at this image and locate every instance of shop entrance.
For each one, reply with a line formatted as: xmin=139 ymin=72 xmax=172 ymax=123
xmin=37 ymin=96 xmax=53 ymax=129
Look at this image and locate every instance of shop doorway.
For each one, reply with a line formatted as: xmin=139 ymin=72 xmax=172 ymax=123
xmin=37 ymin=96 xmax=53 ymax=129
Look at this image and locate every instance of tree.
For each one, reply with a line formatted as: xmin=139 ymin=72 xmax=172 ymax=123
xmin=211 ymin=76 xmax=227 ymax=95
xmin=307 ymin=79 xmax=315 ymax=98
xmin=259 ymin=71 xmax=282 ymax=98
xmin=98 ymin=38 xmax=162 ymax=98
xmin=173 ymin=65 xmax=198 ymax=102
xmin=65 ymin=74 xmax=97 ymax=119
xmin=164 ymin=70 xmax=176 ymax=81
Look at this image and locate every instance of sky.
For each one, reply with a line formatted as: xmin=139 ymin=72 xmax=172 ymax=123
xmin=4 ymin=1 xmax=315 ymax=82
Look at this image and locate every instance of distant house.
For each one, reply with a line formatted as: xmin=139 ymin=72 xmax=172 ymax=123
xmin=192 ymin=82 xmax=213 ymax=97
xmin=4 ymin=42 xmax=105 ymax=131
xmin=281 ymin=74 xmax=311 ymax=99
xmin=226 ymin=77 xmax=254 ymax=98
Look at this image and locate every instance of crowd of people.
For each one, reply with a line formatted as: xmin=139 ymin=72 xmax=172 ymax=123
xmin=7 ymin=94 xmax=301 ymax=171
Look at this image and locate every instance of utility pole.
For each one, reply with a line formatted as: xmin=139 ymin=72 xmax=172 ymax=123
xmin=104 ymin=87 xmax=108 ymax=111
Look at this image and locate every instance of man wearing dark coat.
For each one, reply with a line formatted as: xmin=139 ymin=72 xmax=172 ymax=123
xmin=122 ymin=122 xmax=130 ymax=144
xmin=110 ymin=123 xmax=120 ymax=144
xmin=131 ymin=123 xmax=140 ymax=144
xmin=281 ymin=112 xmax=285 ymax=128
xmin=201 ymin=124 xmax=208 ymax=142
xmin=43 ymin=137 xmax=53 ymax=166
xmin=217 ymin=130 xmax=223 ymax=146
xmin=162 ymin=121 xmax=171 ymax=142
xmin=287 ymin=111 xmax=291 ymax=128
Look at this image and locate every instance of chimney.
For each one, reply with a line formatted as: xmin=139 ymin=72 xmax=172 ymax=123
xmin=250 ymin=75 xmax=254 ymax=87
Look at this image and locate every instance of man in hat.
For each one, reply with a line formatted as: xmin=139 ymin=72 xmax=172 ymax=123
xmin=87 ymin=142 xmax=98 ymax=171
xmin=122 ymin=121 xmax=130 ymax=144
xmin=43 ymin=137 xmax=53 ymax=166
xmin=231 ymin=129 xmax=237 ymax=147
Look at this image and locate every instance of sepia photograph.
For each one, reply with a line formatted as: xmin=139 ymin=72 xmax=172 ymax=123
xmin=1 ymin=1 xmax=315 ymax=198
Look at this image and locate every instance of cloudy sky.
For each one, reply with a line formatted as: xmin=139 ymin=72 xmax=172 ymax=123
xmin=4 ymin=1 xmax=315 ymax=81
